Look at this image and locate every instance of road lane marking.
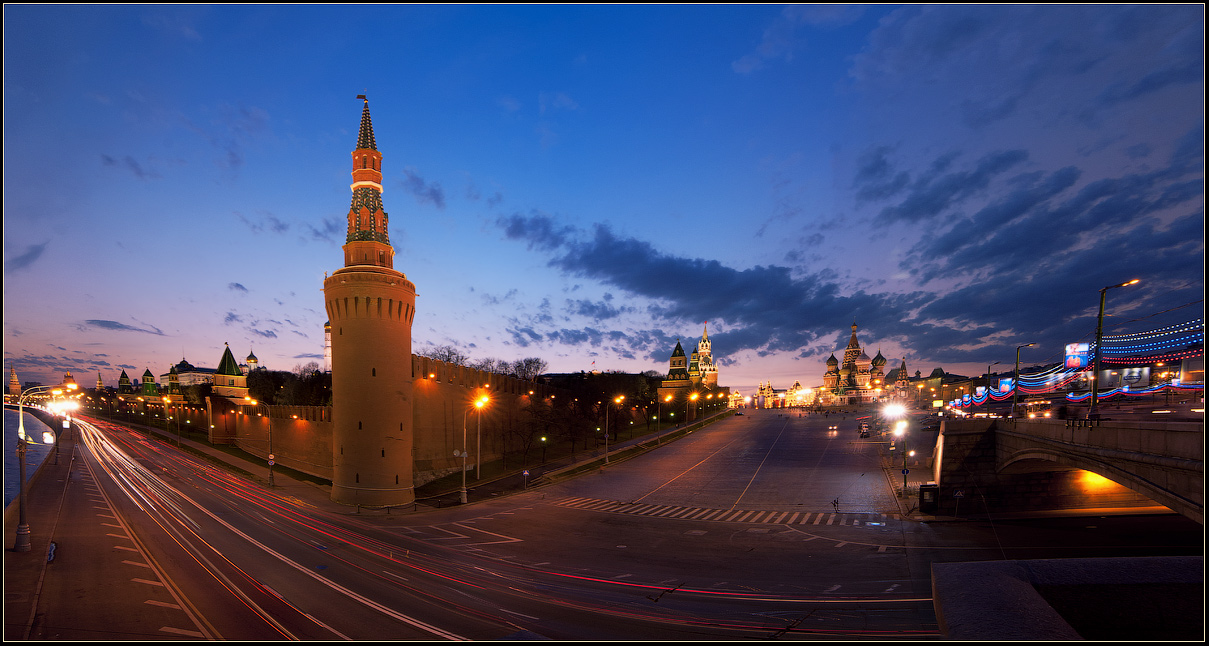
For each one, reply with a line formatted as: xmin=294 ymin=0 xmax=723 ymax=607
xmin=145 ymin=599 xmax=182 ymax=609
xmin=122 ymin=560 xmax=151 ymax=568
xmin=159 ymin=626 xmax=206 ymax=638
xmin=132 ymin=578 xmax=165 ymax=586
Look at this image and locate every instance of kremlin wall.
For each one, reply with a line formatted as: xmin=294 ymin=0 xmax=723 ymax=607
xmin=207 ymin=354 xmax=559 ymax=494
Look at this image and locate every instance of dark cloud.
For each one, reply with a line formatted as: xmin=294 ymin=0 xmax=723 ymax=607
xmin=565 ymin=297 xmax=632 ymax=321
xmin=1095 ymin=23 xmax=1203 ymax=108
xmin=498 ymin=163 xmax=1202 ymax=371
xmin=100 ymin=154 xmax=161 ymax=180
xmin=228 ymin=282 xmax=248 ymax=293
xmin=82 ymin=320 xmax=165 ymax=335
xmin=399 ymin=168 xmax=445 ymax=209
xmin=873 ymin=149 xmax=1029 ymax=225
xmin=306 ymin=217 xmax=344 ymax=245
xmin=250 ymin=328 xmax=278 ymax=339
xmin=234 ymin=210 xmax=289 ymax=235
xmin=499 ymin=211 xmax=576 ymax=252
xmin=499 ymin=212 xmax=925 ymax=359
xmin=4 ymin=241 xmax=49 ymax=273
xmin=224 ymin=312 xmax=242 ymax=324
xmin=852 ymin=146 xmax=909 ymax=202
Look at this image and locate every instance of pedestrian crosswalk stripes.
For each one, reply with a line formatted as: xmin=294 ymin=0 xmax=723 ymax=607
xmin=553 ymin=496 xmax=896 ymax=526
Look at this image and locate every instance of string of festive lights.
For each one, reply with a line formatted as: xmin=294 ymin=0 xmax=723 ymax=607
xmin=949 ymin=316 xmax=1202 ymax=408
xmin=1101 ymin=319 xmax=1203 ymax=342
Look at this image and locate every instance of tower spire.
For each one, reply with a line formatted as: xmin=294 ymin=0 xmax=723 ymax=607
xmin=323 ymin=96 xmax=418 ymax=508
xmin=343 ymin=95 xmax=393 ymax=268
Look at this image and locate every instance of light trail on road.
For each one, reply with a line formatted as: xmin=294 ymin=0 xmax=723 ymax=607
xmin=76 ymin=417 xmax=478 ymax=640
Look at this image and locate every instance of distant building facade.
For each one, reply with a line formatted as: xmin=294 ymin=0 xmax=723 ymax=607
xmin=657 ymin=323 xmax=730 ymax=419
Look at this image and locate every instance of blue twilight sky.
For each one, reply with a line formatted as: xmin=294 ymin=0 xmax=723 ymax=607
xmin=3 ymin=5 xmax=1204 ymax=394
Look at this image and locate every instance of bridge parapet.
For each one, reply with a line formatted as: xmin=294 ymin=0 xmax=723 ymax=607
xmin=935 ymin=419 xmax=1203 ymax=524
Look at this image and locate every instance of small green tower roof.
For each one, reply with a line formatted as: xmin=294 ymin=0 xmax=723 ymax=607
xmin=216 ymin=343 xmax=242 ymax=377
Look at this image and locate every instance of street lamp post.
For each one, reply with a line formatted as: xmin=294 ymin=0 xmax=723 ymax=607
xmin=459 ymin=409 xmax=470 ymax=504
xmin=14 ymin=382 xmax=76 ymax=552
xmin=1010 ymin=344 xmax=1034 ymax=418
xmin=475 ymin=395 xmax=488 ymax=479
xmin=1090 ymin=279 xmax=1140 ymax=419
xmin=986 ymin=361 xmax=1000 ymax=393
xmin=891 ymin=418 xmax=909 ymax=491
xmin=603 ymin=395 xmax=624 ymax=464
xmin=659 ymin=394 xmax=672 ymax=432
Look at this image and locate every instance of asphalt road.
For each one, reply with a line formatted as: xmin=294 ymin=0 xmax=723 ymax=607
xmin=7 ymin=407 xmax=1200 ymax=640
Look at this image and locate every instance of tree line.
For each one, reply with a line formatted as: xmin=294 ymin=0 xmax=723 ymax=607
xmin=417 ymin=345 xmax=549 ymax=381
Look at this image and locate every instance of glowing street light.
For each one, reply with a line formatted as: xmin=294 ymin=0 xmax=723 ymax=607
xmin=659 ymin=394 xmax=673 ymax=430
xmin=1010 ymin=344 xmax=1035 ymax=418
xmin=1089 ymin=279 xmax=1140 ymax=419
xmin=883 ymin=403 xmax=906 ymax=421
xmin=475 ymin=394 xmax=489 ymax=479
xmin=245 ymin=397 xmax=274 ymax=486
xmin=14 ymin=381 xmax=76 ymax=553
xmin=604 ymin=395 xmax=624 ymax=464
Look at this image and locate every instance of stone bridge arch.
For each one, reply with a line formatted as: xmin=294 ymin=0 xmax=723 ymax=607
xmin=934 ymin=419 xmax=1203 ymax=524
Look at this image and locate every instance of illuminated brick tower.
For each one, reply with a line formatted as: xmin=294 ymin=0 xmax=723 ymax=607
xmin=323 ymin=96 xmax=418 ymax=506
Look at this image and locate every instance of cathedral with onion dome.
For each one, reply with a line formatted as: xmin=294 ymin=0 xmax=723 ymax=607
xmin=820 ymin=321 xmax=897 ymax=406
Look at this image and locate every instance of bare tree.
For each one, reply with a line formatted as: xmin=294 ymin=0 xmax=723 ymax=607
xmin=418 ymin=344 xmax=470 ymax=366
xmin=513 ymin=357 xmax=548 ymax=381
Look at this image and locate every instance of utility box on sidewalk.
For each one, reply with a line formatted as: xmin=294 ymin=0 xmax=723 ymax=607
xmin=919 ymin=483 xmax=939 ymax=514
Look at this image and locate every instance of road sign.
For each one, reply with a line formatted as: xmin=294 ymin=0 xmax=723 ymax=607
xmin=901 ymin=469 xmax=909 ymax=475
xmin=954 ymin=490 xmax=964 ymax=498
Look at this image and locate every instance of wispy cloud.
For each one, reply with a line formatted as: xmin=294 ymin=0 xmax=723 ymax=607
xmin=100 ymin=154 xmax=162 ymax=180
xmin=4 ymin=241 xmax=49 ymax=273
xmin=733 ymin=4 xmax=866 ymax=74
xmin=399 ymin=167 xmax=445 ymax=209
xmin=82 ymin=319 xmax=165 ymax=336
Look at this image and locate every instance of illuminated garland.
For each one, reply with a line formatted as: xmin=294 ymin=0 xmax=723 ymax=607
xmin=947 ymin=318 xmax=1203 ymax=409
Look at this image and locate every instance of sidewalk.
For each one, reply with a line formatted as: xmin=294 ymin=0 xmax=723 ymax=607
xmin=4 ymin=413 xmax=80 ymax=640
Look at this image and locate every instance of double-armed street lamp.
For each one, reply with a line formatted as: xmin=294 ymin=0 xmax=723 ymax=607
xmin=14 ymin=381 xmax=78 ymax=552
xmin=1009 ymin=344 xmax=1034 ymax=418
xmin=1089 ymin=279 xmax=1140 ymax=419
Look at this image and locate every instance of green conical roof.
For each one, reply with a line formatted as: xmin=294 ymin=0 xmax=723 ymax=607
xmin=216 ymin=343 xmax=242 ymax=377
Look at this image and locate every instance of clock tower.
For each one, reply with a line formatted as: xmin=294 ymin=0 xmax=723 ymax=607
xmin=323 ymin=96 xmax=418 ymax=507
